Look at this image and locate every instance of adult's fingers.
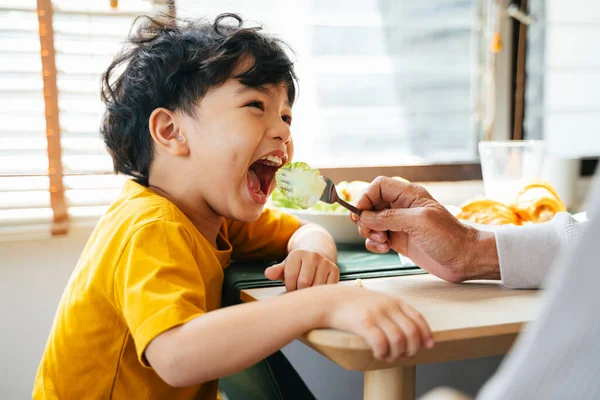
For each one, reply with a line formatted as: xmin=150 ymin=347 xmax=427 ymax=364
xmin=365 ymin=238 xmax=390 ymax=254
xmin=360 ymin=207 xmax=425 ymax=233
xmin=357 ymin=221 xmax=373 ymax=239
xmin=355 ymin=176 xmax=432 ymax=211
xmin=369 ymin=230 xmax=388 ymax=243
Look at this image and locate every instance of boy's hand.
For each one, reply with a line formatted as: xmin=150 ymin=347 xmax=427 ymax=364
xmin=265 ymin=249 xmax=340 ymax=292
xmin=323 ymin=286 xmax=434 ymax=362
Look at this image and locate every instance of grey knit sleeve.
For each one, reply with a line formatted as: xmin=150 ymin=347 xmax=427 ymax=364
xmin=494 ymin=212 xmax=583 ymax=289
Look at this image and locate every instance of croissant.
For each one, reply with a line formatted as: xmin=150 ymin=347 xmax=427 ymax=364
xmin=457 ymin=198 xmax=521 ymax=226
xmin=512 ymin=182 xmax=566 ymax=223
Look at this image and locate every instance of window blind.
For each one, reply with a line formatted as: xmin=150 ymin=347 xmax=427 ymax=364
xmin=0 ymin=0 xmax=169 ymax=240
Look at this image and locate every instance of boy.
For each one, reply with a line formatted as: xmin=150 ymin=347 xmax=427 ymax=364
xmin=33 ymin=13 xmax=433 ymax=399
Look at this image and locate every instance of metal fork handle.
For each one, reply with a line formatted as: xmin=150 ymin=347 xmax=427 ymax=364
xmin=336 ymin=197 xmax=362 ymax=215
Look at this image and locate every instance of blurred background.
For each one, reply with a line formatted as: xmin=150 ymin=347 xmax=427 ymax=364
xmin=1 ymin=0 xmax=599 ymax=399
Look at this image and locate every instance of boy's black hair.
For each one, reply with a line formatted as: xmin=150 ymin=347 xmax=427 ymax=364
xmin=100 ymin=13 xmax=297 ymax=185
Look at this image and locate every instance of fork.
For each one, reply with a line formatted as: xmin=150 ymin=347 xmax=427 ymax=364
xmin=319 ymin=176 xmax=363 ymax=215
xmin=279 ymin=172 xmax=363 ymax=215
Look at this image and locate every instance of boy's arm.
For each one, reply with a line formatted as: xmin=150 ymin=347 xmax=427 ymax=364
xmin=264 ymin=222 xmax=340 ymax=291
xmin=287 ymin=222 xmax=337 ymax=262
xmin=145 ymin=284 xmax=434 ymax=388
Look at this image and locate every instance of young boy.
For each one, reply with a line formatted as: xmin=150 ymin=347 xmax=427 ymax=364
xmin=33 ymin=13 xmax=433 ymax=399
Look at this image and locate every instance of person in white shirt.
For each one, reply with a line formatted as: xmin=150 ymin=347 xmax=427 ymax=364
xmin=354 ymin=175 xmax=600 ymax=399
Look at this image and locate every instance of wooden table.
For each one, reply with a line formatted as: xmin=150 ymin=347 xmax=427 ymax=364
xmin=241 ymin=274 xmax=541 ymax=400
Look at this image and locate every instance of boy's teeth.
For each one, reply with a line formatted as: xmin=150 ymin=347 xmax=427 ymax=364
xmin=260 ymin=154 xmax=283 ymax=166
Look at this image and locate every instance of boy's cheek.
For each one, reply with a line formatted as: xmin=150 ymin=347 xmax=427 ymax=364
xmin=287 ymin=138 xmax=294 ymax=162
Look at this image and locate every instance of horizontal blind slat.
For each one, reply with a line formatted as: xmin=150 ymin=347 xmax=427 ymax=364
xmin=0 ymin=176 xmax=49 ymax=191
xmin=0 ymin=4 xmax=44 ymax=200
xmin=0 ymin=188 xmax=123 ymax=209
xmin=52 ymin=4 xmax=157 ymax=187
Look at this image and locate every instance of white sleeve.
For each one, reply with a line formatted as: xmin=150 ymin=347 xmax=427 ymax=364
xmin=476 ymin=178 xmax=600 ymax=400
xmin=494 ymin=212 xmax=583 ymax=289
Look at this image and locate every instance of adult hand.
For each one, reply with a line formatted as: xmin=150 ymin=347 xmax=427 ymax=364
xmin=353 ymin=177 xmax=499 ymax=283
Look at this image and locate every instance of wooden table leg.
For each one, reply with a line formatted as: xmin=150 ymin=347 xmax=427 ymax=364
xmin=364 ymin=366 xmax=416 ymax=400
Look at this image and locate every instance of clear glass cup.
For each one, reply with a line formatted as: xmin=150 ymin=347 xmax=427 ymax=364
xmin=478 ymin=140 xmax=545 ymax=204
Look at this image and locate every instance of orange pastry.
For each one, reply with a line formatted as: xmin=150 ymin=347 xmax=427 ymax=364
xmin=457 ymin=198 xmax=521 ymax=226
xmin=512 ymin=181 xmax=566 ymax=223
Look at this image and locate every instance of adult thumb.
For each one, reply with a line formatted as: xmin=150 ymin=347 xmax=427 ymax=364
xmin=264 ymin=264 xmax=284 ymax=281
xmin=360 ymin=208 xmax=419 ymax=232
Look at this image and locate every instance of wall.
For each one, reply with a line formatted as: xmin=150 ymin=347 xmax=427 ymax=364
xmin=0 ymin=228 xmax=91 ymax=399
xmin=0 ymin=225 xmax=502 ymax=399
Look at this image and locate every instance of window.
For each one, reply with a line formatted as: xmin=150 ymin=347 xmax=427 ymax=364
xmin=0 ymin=0 xmax=169 ymax=239
xmin=177 ymin=0 xmax=503 ymax=168
xmin=0 ymin=0 xmax=512 ymax=239
xmin=525 ymin=0 xmax=600 ymax=158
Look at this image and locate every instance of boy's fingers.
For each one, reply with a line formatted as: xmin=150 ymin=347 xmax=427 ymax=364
xmin=296 ymin=260 xmax=316 ymax=289
xmin=363 ymin=325 xmax=389 ymax=361
xmin=377 ymin=316 xmax=406 ymax=362
xmin=400 ymin=302 xmax=434 ymax=349
xmin=313 ymin=262 xmax=330 ymax=286
xmin=388 ymin=311 xmax=420 ymax=358
xmin=283 ymin=257 xmax=301 ymax=292
xmin=264 ymin=264 xmax=284 ymax=281
xmin=326 ymin=267 xmax=340 ymax=284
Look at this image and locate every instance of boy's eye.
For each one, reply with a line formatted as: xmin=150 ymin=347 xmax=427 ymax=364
xmin=246 ymin=101 xmax=265 ymax=111
xmin=282 ymin=115 xmax=292 ymax=125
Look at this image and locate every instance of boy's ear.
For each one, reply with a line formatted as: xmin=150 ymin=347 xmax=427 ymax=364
xmin=148 ymin=108 xmax=189 ymax=156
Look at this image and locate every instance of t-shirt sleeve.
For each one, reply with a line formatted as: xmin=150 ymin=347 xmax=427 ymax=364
xmin=113 ymin=221 xmax=207 ymax=367
xmin=227 ymin=208 xmax=301 ymax=261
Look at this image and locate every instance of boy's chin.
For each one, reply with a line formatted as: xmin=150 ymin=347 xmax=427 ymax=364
xmin=232 ymin=204 xmax=265 ymax=222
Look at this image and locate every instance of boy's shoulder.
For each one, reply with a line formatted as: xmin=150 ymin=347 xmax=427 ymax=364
xmin=100 ymin=180 xmax=196 ymax=240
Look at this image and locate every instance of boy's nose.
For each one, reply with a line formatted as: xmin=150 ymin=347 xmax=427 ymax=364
xmin=267 ymin=119 xmax=291 ymax=143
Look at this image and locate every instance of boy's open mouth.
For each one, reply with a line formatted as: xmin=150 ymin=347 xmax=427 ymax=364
xmin=247 ymin=158 xmax=282 ymax=199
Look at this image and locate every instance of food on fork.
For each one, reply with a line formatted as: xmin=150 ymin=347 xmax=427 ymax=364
xmin=270 ymin=164 xmax=411 ymax=214
xmin=272 ymin=161 xmax=399 ymax=214
xmin=274 ymin=162 xmax=326 ymax=209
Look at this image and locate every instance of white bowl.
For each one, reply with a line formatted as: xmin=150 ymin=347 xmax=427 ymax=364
xmin=274 ymin=208 xmax=364 ymax=244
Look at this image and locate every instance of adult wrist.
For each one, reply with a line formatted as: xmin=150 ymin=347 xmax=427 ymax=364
xmin=465 ymin=230 xmax=501 ymax=280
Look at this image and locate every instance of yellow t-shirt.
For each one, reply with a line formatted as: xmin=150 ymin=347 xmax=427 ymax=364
xmin=33 ymin=180 xmax=300 ymax=400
